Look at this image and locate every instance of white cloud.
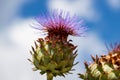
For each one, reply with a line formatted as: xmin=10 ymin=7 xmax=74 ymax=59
xmin=48 ymin=0 xmax=100 ymax=21
xmin=70 ymin=32 xmax=107 ymax=55
xmin=107 ymin=0 xmax=120 ymax=10
xmin=0 ymin=43 xmax=46 ymax=80
xmin=9 ymin=18 xmax=41 ymax=48
xmin=70 ymin=32 xmax=107 ymax=57
xmin=0 ymin=18 xmax=46 ymax=80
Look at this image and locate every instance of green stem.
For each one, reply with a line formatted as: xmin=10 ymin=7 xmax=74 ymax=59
xmin=47 ymin=72 xmax=53 ymax=80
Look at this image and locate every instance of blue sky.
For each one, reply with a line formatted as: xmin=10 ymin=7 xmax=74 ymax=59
xmin=20 ymin=0 xmax=48 ymax=17
xmin=0 ymin=0 xmax=120 ymax=80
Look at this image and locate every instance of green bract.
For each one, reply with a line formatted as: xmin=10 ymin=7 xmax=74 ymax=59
xmin=30 ymin=38 xmax=78 ymax=80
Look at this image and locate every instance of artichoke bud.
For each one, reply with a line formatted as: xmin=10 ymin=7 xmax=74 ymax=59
xmin=29 ymin=38 xmax=78 ymax=77
xmin=79 ymin=44 xmax=120 ymax=80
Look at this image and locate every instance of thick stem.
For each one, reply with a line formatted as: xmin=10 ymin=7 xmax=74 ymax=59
xmin=47 ymin=72 xmax=53 ymax=80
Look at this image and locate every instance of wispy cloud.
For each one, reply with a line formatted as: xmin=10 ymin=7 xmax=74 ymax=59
xmin=48 ymin=0 xmax=100 ymax=21
xmin=9 ymin=18 xmax=39 ymax=48
xmin=107 ymin=0 xmax=120 ymax=10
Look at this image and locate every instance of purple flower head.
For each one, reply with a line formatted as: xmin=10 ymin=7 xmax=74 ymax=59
xmin=35 ymin=10 xmax=86 ymax=41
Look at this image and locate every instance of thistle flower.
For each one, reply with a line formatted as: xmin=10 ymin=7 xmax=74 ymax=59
xmin=35 ymin=10 xmax=86 ymax=41
xmin=79 ymin=43 xmax=120 ymax=80
xmin=30 ymin=10 xmax=86 ymax=80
